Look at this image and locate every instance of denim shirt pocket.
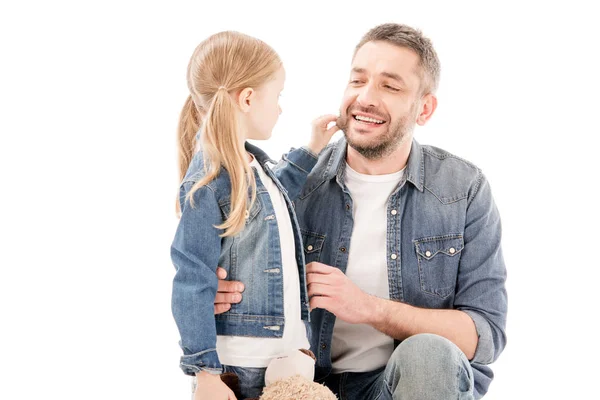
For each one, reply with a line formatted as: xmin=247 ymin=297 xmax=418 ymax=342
xmin=414 ymin=234 xmax=464 ymax=299
xmin=300 ymin=229 xmax=325 ymax=264
xmin=218 ymin=196 xmax=263 ymax=224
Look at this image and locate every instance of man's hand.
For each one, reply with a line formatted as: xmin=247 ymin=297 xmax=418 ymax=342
xmin=214 ymin=267 xmax=244 ymax=315
xmin=307 ymin=262 xmax=376 ymax=324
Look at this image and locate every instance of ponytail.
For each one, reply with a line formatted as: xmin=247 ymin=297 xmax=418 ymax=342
xmin=177 ymin=95 xmax=201 ymax=183
xmin=185 ymin=89 xmax=256 ymax=237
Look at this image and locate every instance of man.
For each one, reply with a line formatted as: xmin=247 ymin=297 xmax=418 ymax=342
xmin=215 ymin=23 xmax=507 ymax=399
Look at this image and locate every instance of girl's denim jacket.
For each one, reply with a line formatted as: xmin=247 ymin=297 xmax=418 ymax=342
xmin=171 ymin=142 xmax=318 ymax=376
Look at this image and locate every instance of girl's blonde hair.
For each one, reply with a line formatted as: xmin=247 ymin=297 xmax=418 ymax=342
xmin=176 ymin=31 xmax=281 ymax=237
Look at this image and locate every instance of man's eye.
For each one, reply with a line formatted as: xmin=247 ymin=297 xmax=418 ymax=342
xmin=384 ymin=85 xmax=400 ymax=92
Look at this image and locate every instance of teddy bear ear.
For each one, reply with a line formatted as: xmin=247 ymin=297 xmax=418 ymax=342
xmin=298 ymin=348 xmax=316 ymax=361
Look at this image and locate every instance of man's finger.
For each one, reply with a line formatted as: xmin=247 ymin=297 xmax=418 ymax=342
xmin=217 ymin=279 xmax=245 ymax=293
xmin=310 ymin=295 xmax=333 ymax=312
xmin=216 ymin=267 xmax=227 ymax=279
xmin=308 ymin=283 xmax=333 ymax=297
xmin=214 ymin=292 xmax=242 ymax=304
xmin=307 ymin=272 xmax=334 ymax=285
xmin=306 ymin=262 xmax=336 ymax=275
xmin=214 ymin=303 xmax=231 ymax=315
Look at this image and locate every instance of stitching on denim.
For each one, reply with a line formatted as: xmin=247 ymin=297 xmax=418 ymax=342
xmin=413 ymin=233 xmax=464 ymax=243
xmin=467 ymin=172 xmax=483 ymax=206
xmin=422 ymin=147 xmax=479 ymax=170
xmin=298 ymin=178 xmax=326 ymax=200
xmin=299 ymin=146 xmax=319 ymax=160
xmin=414 ymin=235 xmax=463 ymax=299
xmin=424 ymin=185 xmax=468 ymax=205
xmin=284 ymin=155 xmax=310 ymax=174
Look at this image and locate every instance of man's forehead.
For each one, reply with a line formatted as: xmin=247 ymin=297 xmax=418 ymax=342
xmin=351 ymin=41 xmax=420 ymax=80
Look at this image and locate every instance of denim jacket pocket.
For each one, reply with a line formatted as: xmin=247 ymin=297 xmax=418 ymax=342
xmin=218 ymin=196 xmax=263 ymax=224
xmin=414 ymin=234 xmax=464 ymax=299
xmin=301 ymin=230 xmax=325 ymax=263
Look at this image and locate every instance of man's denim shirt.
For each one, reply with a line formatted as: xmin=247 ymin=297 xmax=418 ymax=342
xmin=171 ymin=142 xmax=318 ymax=376
xmin=294 ymin=138 xmax=507 ymax=398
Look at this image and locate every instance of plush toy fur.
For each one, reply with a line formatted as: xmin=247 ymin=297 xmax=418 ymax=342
xmin=258 ymin=375 xmax=337 ymax=400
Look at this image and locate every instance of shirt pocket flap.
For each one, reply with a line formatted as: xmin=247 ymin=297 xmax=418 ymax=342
xmin=415 ymin=235 xmax=464 ymax=260
xmin=301 ymin=230 xmax=325 ymax=254
xmin=218 ymin=196 xmax=262 ymax=223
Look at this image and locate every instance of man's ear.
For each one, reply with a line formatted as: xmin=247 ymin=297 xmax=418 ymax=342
xmin=416 ymin=93 xmax=437 ymax=126
xmin=237 ymin=87 xmax=254 ymax=113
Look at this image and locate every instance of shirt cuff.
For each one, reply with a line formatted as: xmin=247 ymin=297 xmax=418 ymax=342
xmin=284 ymin=147 xmax=319 ymax=174
xmin=179 ymin=348 xmax=223 ymax=376
xmin=463 ymin=310 xmax=494 ymax=364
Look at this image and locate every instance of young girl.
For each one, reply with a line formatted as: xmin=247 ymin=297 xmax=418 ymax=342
xmin=171 ymin=31 xmax=339 ymax=400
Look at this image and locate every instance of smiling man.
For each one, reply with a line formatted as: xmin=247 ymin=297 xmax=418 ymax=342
xmin=216 ymin=23 xmax=507 ymax=400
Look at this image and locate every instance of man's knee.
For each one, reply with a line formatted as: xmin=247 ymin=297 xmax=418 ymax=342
xmin=388 ymin=333 xmax=470 ymax=377
xmin=384 ymin=334 xmax=474 ymax=399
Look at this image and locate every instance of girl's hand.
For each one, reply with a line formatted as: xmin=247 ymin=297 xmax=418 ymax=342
xmin=195 ymin=371 xmax=237 ymax=400
xmin=307 ymin=114 xmax=340 ymax=155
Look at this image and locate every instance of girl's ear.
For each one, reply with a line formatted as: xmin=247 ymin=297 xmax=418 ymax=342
xmin=237 ymin=88 xmax=254 ymax=113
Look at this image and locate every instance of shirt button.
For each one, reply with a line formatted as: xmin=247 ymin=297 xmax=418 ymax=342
xmin=340 ymin=247 xmax=347 ymax=253
xmin=391 ymin=209 xmax=397 ymax=215
xmin=307 ymin=245 xmax=314 ymax=251
xmin=425 ymin=251 xmax=432 ymax=257
xmin=449 ymin=247 xmax=456 ymax=254
xmin=391 ymin=254 xmax=397 ymax=260
xmin=321 ymin=343 xmax=327 ymax=350
xmin=346 ymin=204 xmax=351 ymax=211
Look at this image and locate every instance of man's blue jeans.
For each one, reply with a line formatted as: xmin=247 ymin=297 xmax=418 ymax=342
xmin=321 ymin=334 xmax=475 ymax=400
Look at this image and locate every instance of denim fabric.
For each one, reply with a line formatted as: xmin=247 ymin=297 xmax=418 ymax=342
xmin=295 ymin=138 xmax=507 ymax=398
xmin=172 ymin=142 xmax=318 ymax=375
xmin=321 ymin=334 xmax=475 ymax=400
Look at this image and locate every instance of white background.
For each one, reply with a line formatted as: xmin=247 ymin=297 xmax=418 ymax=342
xmin=1 ymin=1 xmax=598 ymax=398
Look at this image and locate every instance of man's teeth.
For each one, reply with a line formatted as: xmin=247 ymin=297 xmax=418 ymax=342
xmin=354 ymin=115 xmax=384 ymax=124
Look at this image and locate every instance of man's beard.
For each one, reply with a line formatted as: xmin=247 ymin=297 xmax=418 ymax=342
xmin=337 ymin=104 xmax=417 ymax=160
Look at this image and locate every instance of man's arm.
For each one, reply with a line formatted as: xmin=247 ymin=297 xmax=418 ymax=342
xmin=306 ymin=262 xmax=478 ymax=359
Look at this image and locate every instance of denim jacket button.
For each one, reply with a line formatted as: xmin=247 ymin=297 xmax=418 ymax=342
xmin=391 ymin=253 xmax=397 ymax=260
xmin=307 ymin=245 xmax=314 ymax=251
xmin=449 ymin=247 xmax=456 ymax=254
xmin=391 ymin=209 xmax=397 ymax=215
xmin=425 ymin=251 xmax=432 ymax=257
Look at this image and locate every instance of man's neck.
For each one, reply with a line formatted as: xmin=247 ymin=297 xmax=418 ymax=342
xmin=346 ymin=138 xmax=412 ymax=175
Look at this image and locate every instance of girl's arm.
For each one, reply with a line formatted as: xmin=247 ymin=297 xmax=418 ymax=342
xmin=171 ymin=182 xmax=224 ymax=376
xmin=272 ymin=115 xmax=339 ymax=200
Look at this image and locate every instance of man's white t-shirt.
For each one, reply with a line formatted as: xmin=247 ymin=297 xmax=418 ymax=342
xmin=330 ymin=163 xmax=405 ymax=373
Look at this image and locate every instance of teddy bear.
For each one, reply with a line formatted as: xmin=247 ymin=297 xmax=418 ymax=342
xmin=220 ymin=349 xmax=337 ymax=400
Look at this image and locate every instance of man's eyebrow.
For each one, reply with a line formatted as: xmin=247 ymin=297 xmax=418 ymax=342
xmin=351 ymin=67 xmax=366 ymax=75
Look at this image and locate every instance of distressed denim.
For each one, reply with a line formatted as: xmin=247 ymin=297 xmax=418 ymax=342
xmin=294 ymin=138 xmax=507 ymax=398
xmin=171 ymin=142 xmax=318 ymax=375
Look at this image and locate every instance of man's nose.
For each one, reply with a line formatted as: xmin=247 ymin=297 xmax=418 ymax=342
xmin=356 ymin=84 xmax=380 ymax=108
